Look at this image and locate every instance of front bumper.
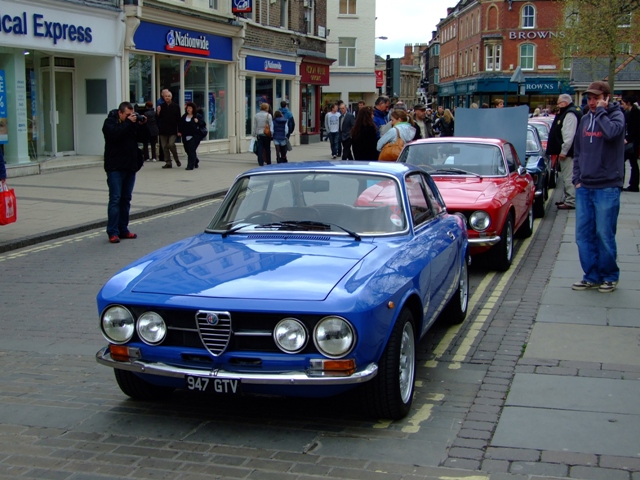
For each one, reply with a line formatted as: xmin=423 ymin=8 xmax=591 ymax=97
xmin=96 ymin=347 xmax=378 ymax=386
xmin=468 ymin=235 xmax=500 ymax=247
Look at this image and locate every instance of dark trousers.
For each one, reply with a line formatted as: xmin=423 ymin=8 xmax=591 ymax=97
xmin=106 ymin=170 xmax=136 ymax=237
xmin=143 ymin=136 xmax=157 ymax=160
xmin=183 ymin=138 xmax=200 ymax=169
xmin=275 ymin=143 xmax=288 ymax=163
xmin=256 ymin=135 xmax=272 ymax=166
xmin=625 ymin=144 xmax=639 ymax=190
xmin=341 ymin=138 xmax=353 ymax=160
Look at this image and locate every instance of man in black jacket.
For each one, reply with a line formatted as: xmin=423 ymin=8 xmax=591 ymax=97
xmin=158 ymin=90 xmax=182 ymax=169
xmin=102 ymin=101 xmax=144 ymax=244
xmin=338 ymin=102 xmax=355 ymax=160
xmin=546 ymin=94 xmax=582 ymax=209
xmin=621 ymin=96 xmax=640 ymax=192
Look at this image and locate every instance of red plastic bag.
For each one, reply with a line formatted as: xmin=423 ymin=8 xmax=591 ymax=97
xmin=0 ymin=184 xmax=17 ymax=225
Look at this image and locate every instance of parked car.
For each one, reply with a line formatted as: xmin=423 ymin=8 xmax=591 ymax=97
xmin=397 ymin=137 xmax=535 ymax=271
xmin=525 ymin=124 xmax=551 ymax=218
xmin=528 ymin=117 xmax=558 ymax=188
xmin=96 ymin=162 xmax=469 ymax=420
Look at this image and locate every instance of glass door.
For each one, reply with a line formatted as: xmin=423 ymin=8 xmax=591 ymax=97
xmin=41 ymin=68 xmax=75 ymax=155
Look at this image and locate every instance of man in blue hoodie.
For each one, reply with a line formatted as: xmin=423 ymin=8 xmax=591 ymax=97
xmin=571 ymin=81 xmax=625 ymax=293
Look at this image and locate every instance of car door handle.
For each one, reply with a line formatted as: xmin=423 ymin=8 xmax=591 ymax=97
xmin=447 ymin=231 xmax=456 ymax=240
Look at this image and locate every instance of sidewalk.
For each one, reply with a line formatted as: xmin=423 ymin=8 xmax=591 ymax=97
xmin=0 ymin=142 xmax=331 ymax=253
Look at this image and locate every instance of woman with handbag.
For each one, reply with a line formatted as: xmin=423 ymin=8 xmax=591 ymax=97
xmin=376 ymin=110 xmax=416 ymax=161
xmin=178 ymin=102 xmax=206 ymax=170
xmin=253 ymin=103 xmax=273 ymax=166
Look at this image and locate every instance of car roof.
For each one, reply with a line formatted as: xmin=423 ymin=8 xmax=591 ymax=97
xmin=242 ymin=160 xmax=418 ymax=179
xmin=407 ymin=137 xmax=509 ymax=147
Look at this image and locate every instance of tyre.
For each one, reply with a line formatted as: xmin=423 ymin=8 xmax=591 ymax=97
xmin=444 ymin=257 xmax=469 ymax=325
xmin=518 ymin=204 xmax=534 ymax=238
xmin=548 ymin=166 xmax=557 ymax=189
xmin=362 ymin=309 xmax=416 ymax=420
xmin=114 ymin=369 xmax=174 ymax=401
xmin=533 ymin=192 xmax=545 ymax=218
xmin=490 ymin=214 xmax=514 ymax=271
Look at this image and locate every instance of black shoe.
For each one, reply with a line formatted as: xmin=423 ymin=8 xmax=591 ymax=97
xmin=162 ymin=164 xmax=172 ymax=169
xmin=176 ymin=160 xmax=182 ymax=167
xmin=185 ymin=167 xmax=194 ymax=171
xmin=623 ymin=187 xmax=639 ymax=192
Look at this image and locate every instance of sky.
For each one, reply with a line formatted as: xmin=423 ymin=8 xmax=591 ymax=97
xmin=375 ymin=0 xmax=457 ymax=58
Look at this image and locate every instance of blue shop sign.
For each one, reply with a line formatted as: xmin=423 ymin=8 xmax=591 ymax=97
xmin=133 ymin=22 xmax=232 ymax=61
xmin=525 ymin=79 xmax=562 ymax=94
xmin=246 ymin=55 xmax=296 ymax=75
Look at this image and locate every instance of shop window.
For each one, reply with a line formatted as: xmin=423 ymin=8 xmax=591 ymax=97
xmin=338 ymin=38 xmax=356 ymax=67
xmin=519 ymin=44 xmax=535 ymax=70
xmin=256 ymin=78 xmax=273 ymax=113
xmin=158 ymin=58 xmax=180 ymax=102
xmin=86 ymin=80 xmax=107 ymax=114
xmin=129 ymin=53 xmax=153 ymax=106
xmin=207 ymin=63 xmax=227 ymax=140
xmin=339 ymin=0 xmax=356 ymax=15
xmin=245 ymin=77 xmax=253 ymax=136
xmin=522 ymin=4 xmax=535 ymax=29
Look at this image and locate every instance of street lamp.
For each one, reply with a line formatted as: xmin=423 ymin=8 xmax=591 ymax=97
xmin=510 ymin=66 xmax=526 ymax=106
xmin=376 ymin=36 xmax=388 ymax=40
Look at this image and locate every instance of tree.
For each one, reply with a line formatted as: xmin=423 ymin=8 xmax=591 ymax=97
xmin=553 ymin=0 xmax=640 ymax=94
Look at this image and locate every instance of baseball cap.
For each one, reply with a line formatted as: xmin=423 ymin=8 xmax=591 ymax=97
xmin=585 ymin=81 xmax=611 ymax=96
xmin=413 ymin=103 xmax=427 ymax=110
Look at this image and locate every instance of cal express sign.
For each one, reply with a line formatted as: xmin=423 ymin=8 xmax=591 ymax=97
xmin=0 ymin=11 xmax=92 ymax=44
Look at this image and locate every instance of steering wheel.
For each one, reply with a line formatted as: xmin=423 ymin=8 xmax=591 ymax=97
xmin=244 ymin=210 xmax=284 ymax=224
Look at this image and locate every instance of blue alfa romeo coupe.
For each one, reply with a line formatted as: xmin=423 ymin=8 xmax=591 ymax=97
xmin=96 ymin=162 xmax=469 ymax=419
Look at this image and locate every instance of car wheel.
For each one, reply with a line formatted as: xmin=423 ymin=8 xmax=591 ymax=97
xmin=444 ymin=257 xmax=469 ymax=325
xmin=548 ymin=167 xmax=557 ymax=189
xmin=114 ymin=369 xmax=174 ymax=401
xmin=490 ymin=214 xmax=514 ymax=271
xmin=533 ymin=190 xmax=546 ymax=218
xmin=362 ymin=309 xmax=416 ymax=420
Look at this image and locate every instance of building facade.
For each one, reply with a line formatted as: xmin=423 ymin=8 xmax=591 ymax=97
xmin=321 ymin=0 xmax=377 ymax=112
xmin=437 ymin=0 xmax=574 ymax=111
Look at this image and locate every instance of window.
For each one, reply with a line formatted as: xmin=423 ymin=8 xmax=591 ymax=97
xmin=405 ymin=173 xmax=433 ymax=226
xmin=305 ymin=2 xmax=315 ymax=35
xmin=209 ymin=0 xmax=217 ymax=9
xmin=339 ymin=0 xmax=356 ymax=15
xmin=562 ymin=45 xmax=577 ymax=70
xmin=431 ymin=44 xmax=439 ymax=56
xmin=485 ymin=44 xmax=502 ymax=71
xmin=338 ymin=37 xmax=356 ymax=67
xmin=522 ymin=4 xmax=535 ymax=28
xmin=280 ymin=0 xmax=288 ymax=28
xmin=619 ymin=11 xmax=632 ymax=27
xmin=434 ymin=67 xmax=439 ymax=84
xmin=519 ymin=44 xmax=535 ymax=70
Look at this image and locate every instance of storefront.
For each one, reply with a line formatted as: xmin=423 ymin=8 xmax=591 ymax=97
xmin=242 ymin=53 xmax=297 ymax=149
xmin=0 ymin=0 xmax=123 ymax=165
xmin=127 ymin=20 xmax=237 ymax=151
xmin=300 ymin=56 xmax=332 ymax=144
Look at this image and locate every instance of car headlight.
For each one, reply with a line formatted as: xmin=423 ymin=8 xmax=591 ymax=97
xmin=273 ymin=318 xmax=308 ymax=353
xmin=101 ymin=305 xmax=135 ymax=344
xmin=137 ymin=311 xmax=167 ymax=345
xmin=314 ymin=316 xmax=355 ymax=358
xmin=469 ymin=211 xmax=491 ymax=232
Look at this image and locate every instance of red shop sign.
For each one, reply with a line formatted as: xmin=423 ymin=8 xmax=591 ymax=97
xmin=375 ymin=70 xmax=384 ymax=87
xmin=300 ymin=62 xmax=330 ymax=85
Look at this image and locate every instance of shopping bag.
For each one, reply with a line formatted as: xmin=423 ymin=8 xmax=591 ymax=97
xmin=0 ymin=184 xmax=17 ymax=225
xmin=286 ymin=138 xmax=293 ymax=152
xmin=249 ymin=137 xmax=257 ymax=155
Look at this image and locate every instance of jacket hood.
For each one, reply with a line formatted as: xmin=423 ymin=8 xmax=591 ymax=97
xmin=394 ymin=123 xmax=417 ymax=142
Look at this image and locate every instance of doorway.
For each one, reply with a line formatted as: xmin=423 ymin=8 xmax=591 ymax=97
xmin=41 ymin=67 xmax=76 ymax=156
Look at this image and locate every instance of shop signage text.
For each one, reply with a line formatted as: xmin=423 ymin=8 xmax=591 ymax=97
xmin=509 ymin=30 xmax=564 ymax=40
xmin=245 ymin=55 xmax=296 ymax=75
xmin=0 ymin=12 xmax=92 ymax=44
xmin=166 ymin=29 xmax=209 ymax=56
xmin=526 ymin=82 xmax=556 ymax=91
xmin=264 ymin=60 xmax=282 ymax=73
xmin=301 ymin=63 xmax=330 ymax=85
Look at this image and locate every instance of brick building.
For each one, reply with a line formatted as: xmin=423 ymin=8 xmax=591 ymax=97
xmin=437 ymin=0 xmax=573 ymax=111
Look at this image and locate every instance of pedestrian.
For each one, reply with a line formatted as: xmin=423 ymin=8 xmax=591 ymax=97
xmin=324 ymin=103 xmax=341 ymax=158
xmin=351 ymin=106 xmax=379 ymax=161
xmin=571 ymin=81 xmax=626 ymax=293
xmin=434 ymin=108 xmax=455 ymax=137
xmin=178 ymin=102 xmax=206 ymax=170
xmin=411 ymin=103 xmax=435 ymax=140
xmin=495 ymin=99 xmax=505 ymax=108
xmin=532 ymin=107 xmax=541 ymax=117
xmin=621 ymin=95 xmax=640 ymax=192
xmin=279 ymin=100 xmax=295 ymax=139
xmin=142 ymin=101 xmax=159 ymax=162
xmin=357 ymin=100 xmax=366 ymax=112
xmin=0 ymin=147 xmax=6 ymax=186
xmin=339 ymin=102 xmax=355 ymax=160
xmin=102 ymin=101 xmax=144 ymax=244
xmin=376 ymin=109 xmax=416 ymax=161
xmin=157 ymin=90 xmax=182 ymax=169
xmin=272 ymin=110 xmax=289 ymax=163
xmin=373 ymin=95 xmax=390 ymax=138
xmin=253 ymin=103 xmax=273 ymax=166
xmin=546 ymin=93 xmax=582 ymax=210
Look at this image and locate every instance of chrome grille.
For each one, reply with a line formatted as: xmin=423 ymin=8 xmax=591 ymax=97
xmin=195 ymin=310 xmax=232 ymax=356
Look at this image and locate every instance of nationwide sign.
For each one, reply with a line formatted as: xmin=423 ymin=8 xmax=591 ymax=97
xmin=232 ymin=0 xmax=252 ymax=14
xmin=264 ymin=60 xmax=282 ymax=73
xmin=166 ymin=29 xmax=209 ymax=56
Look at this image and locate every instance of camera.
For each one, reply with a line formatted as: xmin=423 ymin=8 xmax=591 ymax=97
xmin=134 ymin=112 xmax=146 ymax=122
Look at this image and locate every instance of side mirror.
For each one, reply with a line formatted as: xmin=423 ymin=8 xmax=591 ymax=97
xmin=517 ymin=166 xmax=527 ymax=176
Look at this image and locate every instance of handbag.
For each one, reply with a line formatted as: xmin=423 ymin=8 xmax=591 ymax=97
xmin=263 ymin=115 xmax=272 ymax=137
xmin=0 ymin=183 xmax=17 ymax=225
xmin=286 ymin=138 xmax=293 ymax=152
xmin=378 ymin=127 xmax=404 ymax=161
xmin=249 ymin=137 xmax=258 ymax=155
xmin=198 ymin=123 xmax=208 ymax=139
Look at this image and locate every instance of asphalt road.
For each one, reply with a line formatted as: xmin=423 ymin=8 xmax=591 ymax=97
xmin=0 ymin=198 xmax=543 ymax=479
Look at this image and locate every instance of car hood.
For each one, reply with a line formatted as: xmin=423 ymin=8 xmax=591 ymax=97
xmin=111 ymin=235 xmax=377 ymax=301
xmin=433 ymin=177 xmax=503 ymax=207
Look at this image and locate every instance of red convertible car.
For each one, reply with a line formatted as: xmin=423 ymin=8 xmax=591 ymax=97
xmin=397 ymin=137 xmax=535 ymax=271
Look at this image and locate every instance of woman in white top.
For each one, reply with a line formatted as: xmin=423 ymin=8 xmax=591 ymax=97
xmin=253 ymin=103 xmax=274 ymax=166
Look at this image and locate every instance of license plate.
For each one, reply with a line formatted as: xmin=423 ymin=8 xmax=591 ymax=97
xmin=186 ymin=376 xmax=241 ymax=394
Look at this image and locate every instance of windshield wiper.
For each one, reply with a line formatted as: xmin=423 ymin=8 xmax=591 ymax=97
xmin=433 ymin=168 xmax=481 ymax=177
xmin=255 ymin=221 xmax=361 ymax=241
xmin=220 ymin=224 xmax=250 ymax=238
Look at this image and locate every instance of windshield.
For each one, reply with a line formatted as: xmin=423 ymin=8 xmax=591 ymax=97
xmin=526 ymin=128 xmax=541 ymax=153
xmin=398 ymin=142 xmax=507 ymax=176
xmin=208 ymin=171 xmax=408 ymax=235
xmin=530 ymin=122 xmax=549 ymax=141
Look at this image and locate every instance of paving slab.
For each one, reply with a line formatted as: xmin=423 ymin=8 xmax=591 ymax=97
xmin=525 ymin=323 xmax=640 ymax=366
xmin=541 ymin=286 xmax=640 ymax=309
xmin=505 ymin=374 xmax=640 ymax=414
xmin=492 ymin=406 xmax=640 ymax=456
xmin=535 ymin=305 xmax=607 ymax=325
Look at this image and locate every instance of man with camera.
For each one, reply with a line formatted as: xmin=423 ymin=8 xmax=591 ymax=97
xmin=102 ymin=101 xmax=146 ymax=244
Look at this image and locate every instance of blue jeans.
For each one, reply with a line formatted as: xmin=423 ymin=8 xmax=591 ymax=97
xmin=106 ymin=170 xmax=136 ymax=237
xmin=575 ymin=186 xmax=620 ymax=283
xmin=328 ymin=132 xmax=340 ymax=156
